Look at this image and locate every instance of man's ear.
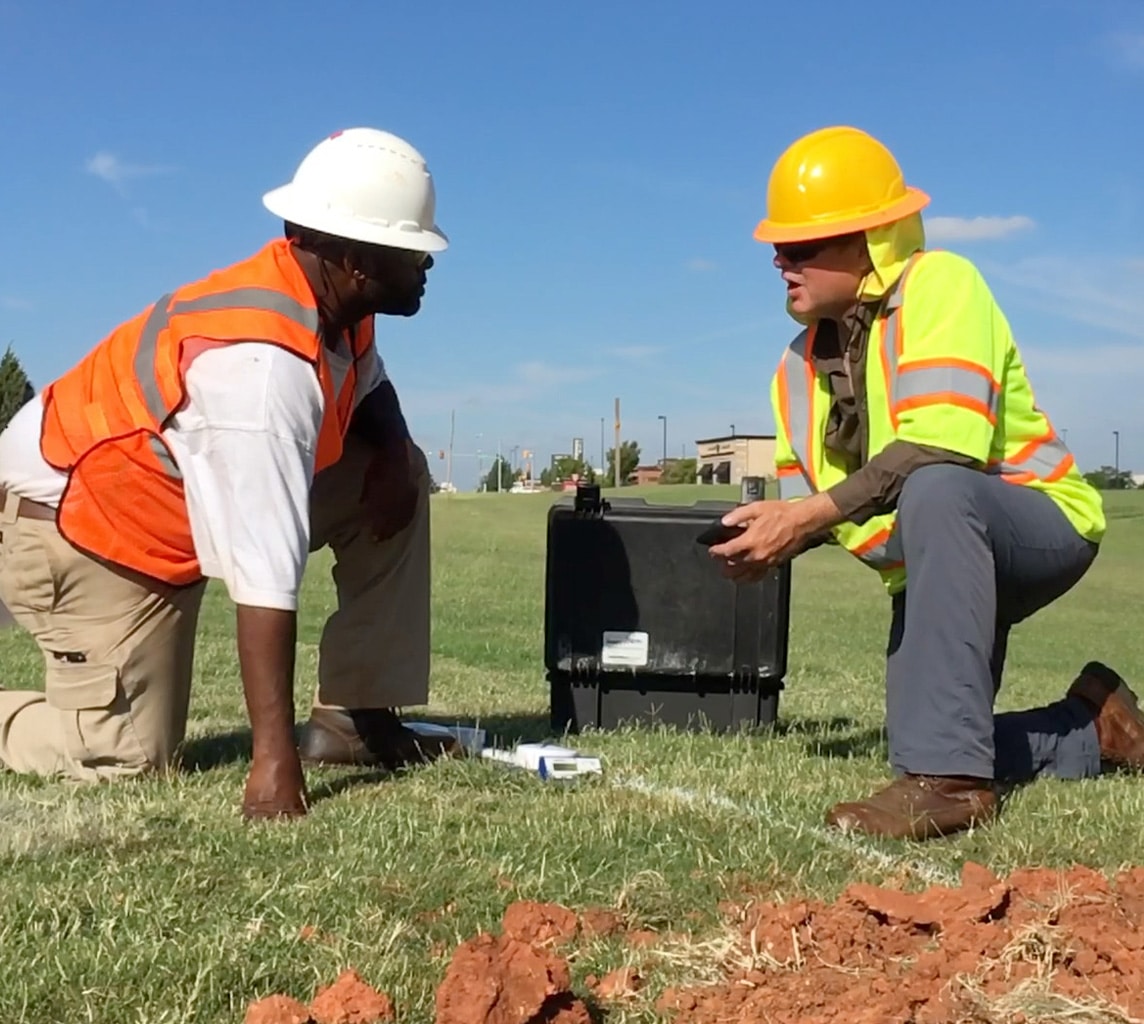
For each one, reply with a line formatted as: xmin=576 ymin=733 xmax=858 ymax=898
xmin=342 ymin=251 xmax=367 ymax=284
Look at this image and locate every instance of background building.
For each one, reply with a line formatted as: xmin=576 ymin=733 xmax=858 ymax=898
xmin=695 ymin=434 xmax=777 ymax=486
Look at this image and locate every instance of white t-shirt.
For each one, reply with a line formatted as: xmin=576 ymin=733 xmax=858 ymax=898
xmin=0 ymin=339 xmax=385 ymax=612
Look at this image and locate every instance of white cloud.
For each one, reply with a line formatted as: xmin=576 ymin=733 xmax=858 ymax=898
xmin=1020 ymin=341 xmax=1144 ymax=377
xmin=515 ymin=360 xmax=599 ymax=388
xmin=1106 ymin=30 xmax=1144 ymax=71
xmin=609 ymin=344 xmax=664 ymax=361
xmin=84 ymin=151 xmax=173 ymax=194
xmin=984 ymin=255 xmax=1144 ymax=342
xmin=926 ymin=215 xmax=1036 ymax=242
xmin=686 ymin=258 xmax=717 ymax=272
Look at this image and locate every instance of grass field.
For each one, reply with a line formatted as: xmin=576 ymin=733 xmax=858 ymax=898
xmin=1 ymin=486 xmax=1142 ymax=1023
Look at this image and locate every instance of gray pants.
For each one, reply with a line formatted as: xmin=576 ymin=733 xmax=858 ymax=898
xmin=887 ymin=464 xmax=1101 ymax=783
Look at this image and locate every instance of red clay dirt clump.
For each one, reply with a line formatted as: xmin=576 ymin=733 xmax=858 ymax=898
xmin=658 ymin=862 xmax=1144 ymax=1024
xmin=310 ymin=970 xmax=396 ymax=1024
xmin=501 ymin=901 xmax=582 ymax=948
xmin=434 ymin=904 xmax=596 ymax=1024
xmin=243 ymin=970 xmax=394 ymax=1024
xmin=244 ymin=995 xmax=313 ymax=1024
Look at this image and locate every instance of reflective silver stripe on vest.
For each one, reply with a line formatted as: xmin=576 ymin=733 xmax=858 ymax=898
xmin=780 ymin=329 xmax=817 ymax=498
xmin=880 ymin=255 xmax=917 ymax=389
xmin=989 ymin=434 xmax=1072 ymax=479
xmin=859 ymin=529 xmax=904 ymax=570
xmin=780 ymin=331 xmax=900 ymax=571
xmin=133 ymin=292 xmax=175 ymax=435
xmin=894 ymin=364 xmax=1000 ymax=419
xmin=782 ymin=291 xmax=920 ymax=572
xmin=776 ymin=472 xmax=811 ymax=499
xmin=146 ymin=434 xmax=181 ymax=478
xmin=131 ymin=287 xmax=322 ymax=478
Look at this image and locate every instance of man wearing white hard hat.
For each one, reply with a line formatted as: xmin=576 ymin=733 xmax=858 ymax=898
xmin=0 ymin=127 xmax=452 ymax=820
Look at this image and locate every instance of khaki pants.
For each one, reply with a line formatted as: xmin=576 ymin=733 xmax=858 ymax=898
xmin=0 ymin=435 xmax=431 ymax=782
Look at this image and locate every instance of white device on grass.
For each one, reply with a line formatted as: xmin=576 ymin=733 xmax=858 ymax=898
xmin=404 ymin=724 xmax=602 ymax=780
xmin=481 ymin=742 xmax=603 ymax=780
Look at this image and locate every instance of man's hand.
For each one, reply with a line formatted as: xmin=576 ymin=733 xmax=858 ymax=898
xmin=243 ymin=749 xmax=308 ymax=820
xmin=236 ymin=605 xmax=309 ymax=821
xmin=360 ymin=438 xmax=424 ymax=542
xmin=709 ymin=492 xmax=843 ymax=583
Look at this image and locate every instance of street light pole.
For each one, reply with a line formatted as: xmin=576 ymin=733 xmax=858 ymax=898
xmin=658 ymin=414 xmax=667 ymax=466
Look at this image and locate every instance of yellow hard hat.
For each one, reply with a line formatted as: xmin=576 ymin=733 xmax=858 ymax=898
xmin=753 ymin=126 xmax=930 ymax=244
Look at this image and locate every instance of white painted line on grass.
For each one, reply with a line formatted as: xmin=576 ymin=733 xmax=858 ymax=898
xmin=612 ymin=773 xmax=959 ymax=888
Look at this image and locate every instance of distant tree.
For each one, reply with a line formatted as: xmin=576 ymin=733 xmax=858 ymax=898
xmin=1083 ymin=465 xmax=1135 ymax=490
xmin=482 ymin=456 xmax=514 ymax=492
xmin=605 ymin=440 xmax=641 ymax=485
xmin=551 ymin=455 xmax=595 ymax=485
xmin=659 ymin=457 xmax=697 ymax=484
xmin=0 ymin=345 xmax=32 ymax=434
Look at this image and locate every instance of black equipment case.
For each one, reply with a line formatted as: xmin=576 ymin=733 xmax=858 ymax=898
xmin=544 ymin=482 xmax=791 ymax=734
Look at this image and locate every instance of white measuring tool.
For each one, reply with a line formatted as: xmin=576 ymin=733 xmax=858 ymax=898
xmin=481 ymin=742 xmax=602 ymax=780
xmin=405 ymin=723 xmax=602 ymax=780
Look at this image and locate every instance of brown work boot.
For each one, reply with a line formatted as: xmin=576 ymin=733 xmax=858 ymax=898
xmin=825 ymin=775 xmax=997 ymax=840
xmin=1067 ymin=661 xmax=1144 ymax=770
xmin=298 ymin=707 xmax=461 ymax=770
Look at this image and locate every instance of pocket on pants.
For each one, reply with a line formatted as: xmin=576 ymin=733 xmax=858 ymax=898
xmin=46 ymin=661 xmax=118 ymax=710
xmin=45 ymin=661 xmax=136 ymax=773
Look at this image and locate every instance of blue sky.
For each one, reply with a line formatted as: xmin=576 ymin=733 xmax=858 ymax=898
xmin=0 ymin=0 xmax=1141 ymax=490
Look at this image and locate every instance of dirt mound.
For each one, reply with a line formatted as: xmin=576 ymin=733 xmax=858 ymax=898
xmin=311 ymin=970 xmax=396 ymax=1024
xmin=501 ymin=901 xmax=582 ymax=948
xmin=434 ymin=930 xmax=591 ymax=1024
xmin=657 ymin=862 xmax=1144 ymax=1024
xmin=500 ymin=900 xmax=629 ymax=947
xmin=244 ymin=995 xmax=313 ymax=1024
xmin=432 ymin=902 xmax=623 ymax=1024
xmin=246 ymin=904 xmax=607 ymax=1024
xmin=243 ymin=971 xmax=394 ymax=1024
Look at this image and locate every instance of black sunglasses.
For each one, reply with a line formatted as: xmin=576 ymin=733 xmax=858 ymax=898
xmin=772 ymin=239 xmax=831 ymax=264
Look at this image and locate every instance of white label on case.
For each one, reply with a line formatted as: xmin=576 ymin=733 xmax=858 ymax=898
xmin=601 ymin=630 xmax=649 ymax=667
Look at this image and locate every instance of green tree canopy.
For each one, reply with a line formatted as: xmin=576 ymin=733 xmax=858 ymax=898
xmin=605 ymin=440 xmax=641 ymax=485
xmin=482 ymin=456 xmax=514 ymax=492
xmin=0 ymin=345 xmax=33 ymax=434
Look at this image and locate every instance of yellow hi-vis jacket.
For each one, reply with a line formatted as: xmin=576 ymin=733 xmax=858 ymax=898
xmin=770 ymin=239 xmax=1105 ymax=598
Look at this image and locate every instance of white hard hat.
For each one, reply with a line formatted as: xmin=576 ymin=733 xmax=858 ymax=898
xmin=262 ymin=127 xmax=448 ymax=253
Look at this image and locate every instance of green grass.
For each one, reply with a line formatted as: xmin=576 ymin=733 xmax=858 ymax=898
xmin=2 ymin=487 xmax=1142 ymax=1023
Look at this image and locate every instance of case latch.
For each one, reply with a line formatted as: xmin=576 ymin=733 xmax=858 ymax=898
xmin=573 ymin=484 xmax=610 ymax=518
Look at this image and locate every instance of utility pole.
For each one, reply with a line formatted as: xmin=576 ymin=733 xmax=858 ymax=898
xmin=613 ymin=397 xmax=621 ymax=489
xmin=599 ymin=417 xmax=605 ymax=476
xmin=496 ymin=437 xmax=503 ymax=492
xmin=1114 ymin=430 xmax=1120 ymax=478
xmin=658 ymin=414 xmax=667 ymax=467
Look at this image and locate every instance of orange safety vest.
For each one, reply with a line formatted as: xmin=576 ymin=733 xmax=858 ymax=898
xmin=39 ymin=238 xmax=375 ymax=585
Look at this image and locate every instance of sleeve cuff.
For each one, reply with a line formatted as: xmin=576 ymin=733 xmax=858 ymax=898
xmin=225 ymin=583 xmax=299 ymax=612
xmin=823 ymin=472 xmax=874 ymax=522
